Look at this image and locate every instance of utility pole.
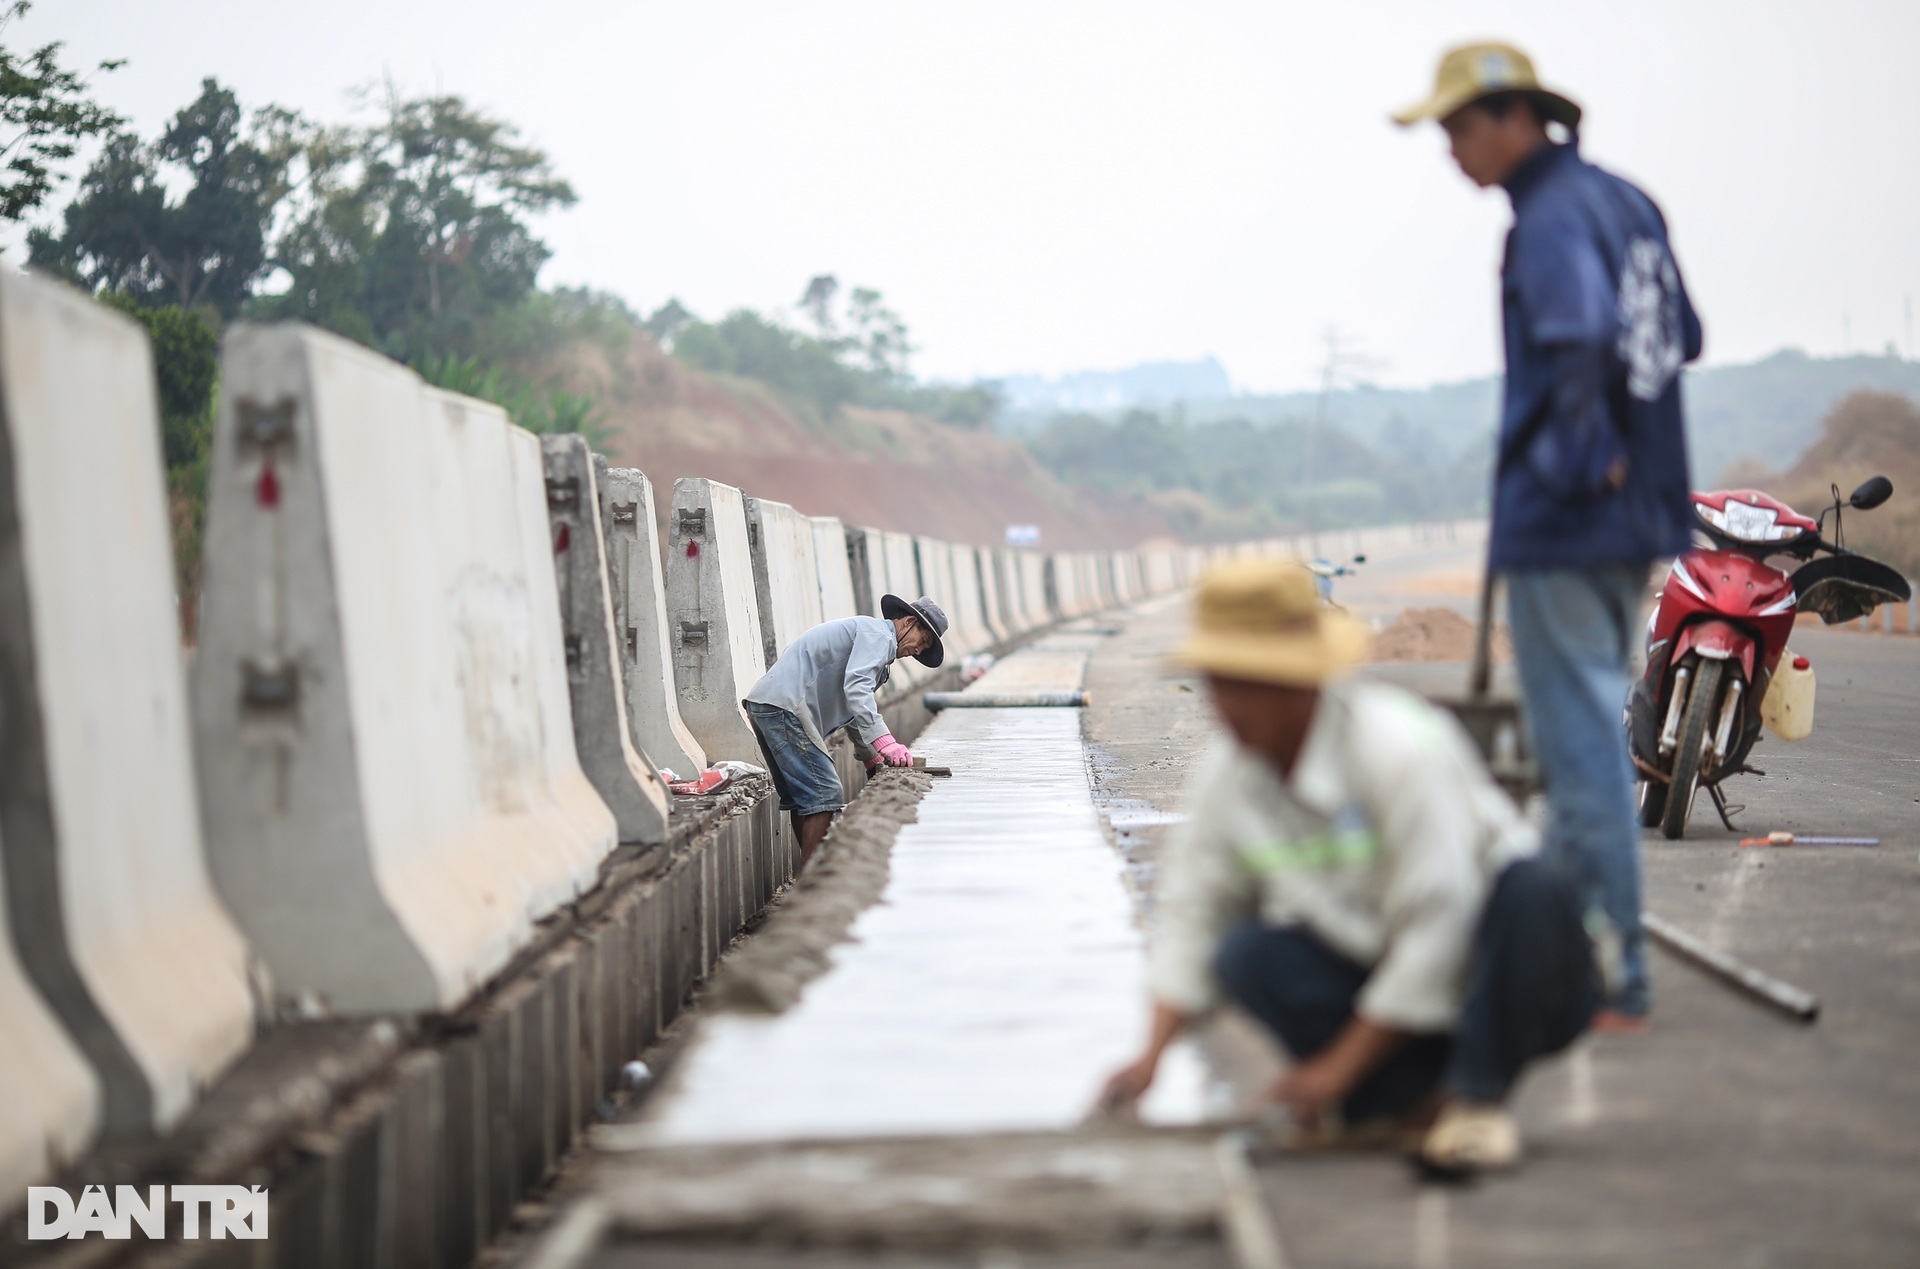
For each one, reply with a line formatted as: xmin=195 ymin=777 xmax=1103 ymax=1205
xmin=1906 ymin=295 xmax=1912 ymax=361
xmin=1296 ymin=327 xmax=1382 ymax=554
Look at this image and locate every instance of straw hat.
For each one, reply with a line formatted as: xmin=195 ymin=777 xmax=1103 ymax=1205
xmin=1391 ymin=41 xmax=1582 ymax=130
xmin=1175 ymin=561 xmax=1370 ymax=686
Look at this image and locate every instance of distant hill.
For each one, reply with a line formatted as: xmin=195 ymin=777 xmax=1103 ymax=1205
xmin=998 ymin=357 xmax=1233 ymax=415
xmin=1748 ymin=391 xmax=1920 ymax=580
xmin=1009 ymin=349 xmax=1920 ymax=486
xmin=537 ymin=329 xmax=1175 ymax=550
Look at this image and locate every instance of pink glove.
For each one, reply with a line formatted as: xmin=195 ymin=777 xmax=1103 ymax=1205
xmin=873 ymin=734 xmax=913 ymax=768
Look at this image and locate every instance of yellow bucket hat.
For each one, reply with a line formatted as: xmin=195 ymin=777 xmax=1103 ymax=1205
xmin=1391 ymin=41 xmax=1582 ymax=129
xmin=1175 ymin=560 xmax=1371 ymax=687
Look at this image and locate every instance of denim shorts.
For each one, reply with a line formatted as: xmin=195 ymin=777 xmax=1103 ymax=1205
xmin=744 ymin=702 xmax=845 ymax=816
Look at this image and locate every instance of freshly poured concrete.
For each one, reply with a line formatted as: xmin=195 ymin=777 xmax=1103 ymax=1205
xmin=635 ymin=634 xmax=1204 ymax=1144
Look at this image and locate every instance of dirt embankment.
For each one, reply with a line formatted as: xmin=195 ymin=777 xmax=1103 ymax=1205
xmin=543 ymin=331 xmax=1175 ymax=548
xmin=1369 ymin=606 xmax=1513 ymax=664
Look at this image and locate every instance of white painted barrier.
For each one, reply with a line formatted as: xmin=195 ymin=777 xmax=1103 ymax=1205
xmin=943 ymin=542 xmax=995 ymax=656
xmin=988 ymin=548 xmax=1024 ymax=636
xmin=545 ymin=440 xmax=670 ymax=844
xmin=879 ymin=531 xmax=923 ymax=605
xmin=198 ymin=325 xmax=614 ymax=1014
xmin=843 ymin=525 xmax=880 ymax=619
xmin=602 ymin=467 xmax=707 ymax=782
xmin=0 ymin=270 xmax=254 ymax=1141
xmin=1017 ymin=551 xmax=1051 ymax=625
xmin=914 ymin=537 xmax=967 ymax=657
xmin=665 ymin=478 xmax=767 ymax=762
xmin=0 ymin=856 xmax=97 ymax=1197
xmin=875 ymin=531 xmax=927 ymax=686
xmin=747 ymin=496 xmax=825 ymax=665
xmin=1144 ymin=548 xmax=1180 ymax=595
xmin=970 ymin=546 xmax=1010 ymax=645
xmin=811 ymin=516 xmax=858 ymax=622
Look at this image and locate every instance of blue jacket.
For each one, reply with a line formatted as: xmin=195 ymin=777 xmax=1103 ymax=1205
xmin=1491 ymin=141 xmax=1702 ymax=570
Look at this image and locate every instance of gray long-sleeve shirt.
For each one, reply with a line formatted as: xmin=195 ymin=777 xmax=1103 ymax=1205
xmin=743 ymin=616 xmax=899 ymax=754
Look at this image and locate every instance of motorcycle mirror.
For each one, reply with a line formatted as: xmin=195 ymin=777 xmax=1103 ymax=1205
xmin=1849 ymin=475 xmax=1893 ymax=510
xmin=1352 ymin=554 xmax=1367 ymax=564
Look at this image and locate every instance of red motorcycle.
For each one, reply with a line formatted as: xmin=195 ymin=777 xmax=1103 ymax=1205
xmin=1627 ymin=476 xmax=1908 ymax=838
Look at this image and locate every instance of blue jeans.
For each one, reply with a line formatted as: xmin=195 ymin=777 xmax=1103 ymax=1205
xmin=1505 ymin=565 xmax=1649 ymax=1015
xmin=1214 ymin=860 xmax=1596 ymax=1117
xmin=744 ymin=702 xmax=845 ymax=816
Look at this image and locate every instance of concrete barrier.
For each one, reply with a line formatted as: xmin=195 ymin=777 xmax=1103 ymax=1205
xmin=811 ymin=516 xmax=858 ymax=621
xmin=878 ymin=530 xmax=923 ymax=603
xmin=843 ymin=525 xmax=878 ymax=618
xmin=602 ymin=466 xmax=708 ymax=781
xmin=989 ymin=548 xmax=1024 ymax=635
xmin=544 ymin=440 xmax=670 ymax=844
xmin=971 ymin=546 xmax=1010 ymax=645
xmin=1054 ymin=553 xmax=1088 ymax=617
xmin=942 ymin=541 xmax=995 ymax=655
xmin=914 ymin=537 xmax=967 ymax=656
xmin=665 ymin=478 xmax=766 ymax=762
xmin=0 ymin=270 xmax=255 ymax=1141
xmin=0 ymin=859 xmax=97 ymax=1198
xmin=1143 ymin=548 xmax=1180 ymax=595
xmin=747 ymin=497 xmax=825 ymax=664
xmin=875 ymin=531 xmax=927 ymax=686
xmin=198 ymin=324 xmax=614 ymax=1015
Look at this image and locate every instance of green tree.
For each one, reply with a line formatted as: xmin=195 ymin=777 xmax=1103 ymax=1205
xmin=29 ymin=79 xmax=286 ymax=316
xmin=255 ymin=90 xmax=576 ymax=360
xmin=846 ymin=286 xmax=912 ymax=380
xmin=673 ymin=309 xmax=861 ymax=421
xmin=643 ymin=297 xmax=692 ymax=347
xmin=100 ymin=294 xmax=218 ymax=630
xmin=0 ymin=1 xmax=121 ymax=222
xmin=412 ymin=351 xmax=611 ymax=449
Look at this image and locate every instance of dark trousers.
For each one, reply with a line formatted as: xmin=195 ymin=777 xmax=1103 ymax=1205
xmin=1213 ymin=857 xmax=1598 ymax=1122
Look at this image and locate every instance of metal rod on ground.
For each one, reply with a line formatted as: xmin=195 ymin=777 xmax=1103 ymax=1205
xmin=1643 ymin=912 xmax=1820 ymax=1023
xmin=1213 ymin=1132 xmax=1294 ymax=1269
xmin=922 ymin=690 xmax=1089 ymax=711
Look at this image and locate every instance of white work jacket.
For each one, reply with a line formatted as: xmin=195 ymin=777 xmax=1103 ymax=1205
xmin=1147 ymin=679 xmax=1537 ymax=1032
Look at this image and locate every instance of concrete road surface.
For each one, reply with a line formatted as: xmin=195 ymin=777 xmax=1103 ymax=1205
xmin=1084 ymin=599 xmax=1920 ymax=1268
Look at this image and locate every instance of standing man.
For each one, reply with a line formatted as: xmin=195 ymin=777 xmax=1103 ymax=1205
xmin=743 ymin=594 xmax=948 ymax=870
xmin=1395 ymin=43 xmax=1702 ymax=1025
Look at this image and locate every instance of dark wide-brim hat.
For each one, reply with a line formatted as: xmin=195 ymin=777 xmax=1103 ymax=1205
xmin=881 ymin=593 xmax=949 ymax=668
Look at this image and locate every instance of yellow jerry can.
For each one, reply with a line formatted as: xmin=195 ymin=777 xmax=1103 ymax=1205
xmin=1761 ymin=651 xmax=1815 ymax=741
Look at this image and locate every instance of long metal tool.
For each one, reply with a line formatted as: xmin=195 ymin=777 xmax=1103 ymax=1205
xmin=1643 ymin=912 xmax=1820 ymax=1023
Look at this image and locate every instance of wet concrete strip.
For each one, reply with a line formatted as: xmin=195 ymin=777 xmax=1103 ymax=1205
xmin=705 ymin=768 xmax=934 ymax=1014
xmin=617 ymin=634 xmax=1207 ymax=1146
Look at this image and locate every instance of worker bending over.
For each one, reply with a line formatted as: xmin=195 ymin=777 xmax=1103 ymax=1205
xmin=1101 ymin=561 xmax=1596 ymax=1176
xmin=743 ymin=593 xmax=949 ymax=870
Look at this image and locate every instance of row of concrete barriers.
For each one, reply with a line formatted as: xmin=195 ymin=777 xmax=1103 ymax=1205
xmin=0 ymin=268 xmax=1471 ymax=1251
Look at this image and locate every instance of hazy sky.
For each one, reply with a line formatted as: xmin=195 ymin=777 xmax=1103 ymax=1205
xmin=12 ymin=0 xmax=1919 ymax=393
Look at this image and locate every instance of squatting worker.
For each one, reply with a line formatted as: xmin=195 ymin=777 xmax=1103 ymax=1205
xmin=1395 ymin=43 xmax=1701 ymax=1028
xmin=1100 ymin=562 xmax=1598 ymax=1177
xmin=742 ymin=594 xmax=949 ymax=870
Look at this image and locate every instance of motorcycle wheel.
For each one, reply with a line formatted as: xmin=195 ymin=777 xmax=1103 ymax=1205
xmin=1637 ymin=778 xmax=1668 ymax=828
xmin=1660 ymin=658 xmax=1724 ymax=840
